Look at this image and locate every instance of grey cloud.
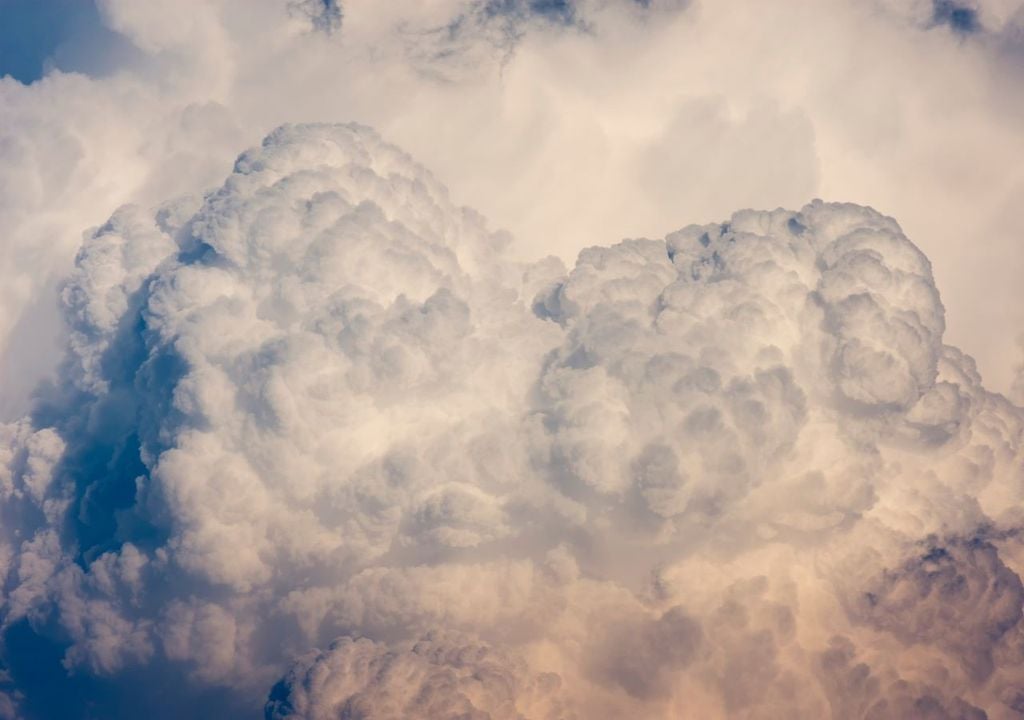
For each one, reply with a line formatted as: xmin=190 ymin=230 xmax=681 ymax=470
xmin=420 ymin=0 xmax=693 ymax=70
xmin=852 ymin=539 xmax=1024 ymax=682
xmin=818 ymin=635 xmax=990 ymax=720
xmin=481 ymin=0 xmax=579 ymax=26
xmin=585 ymin=605 xmax=701 ymax=699
xmin=288 ymin=0 xmax=343 ymax=34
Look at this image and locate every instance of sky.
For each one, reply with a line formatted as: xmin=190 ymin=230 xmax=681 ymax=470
xmin=0 ymin=0 xmax=143 ymax=83
xmin=0 ymin=1 xmax=1023 ymax=718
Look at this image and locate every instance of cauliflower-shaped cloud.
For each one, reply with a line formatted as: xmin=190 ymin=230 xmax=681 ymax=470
xmin=0 ymin=123 xmax=1021 ymax=718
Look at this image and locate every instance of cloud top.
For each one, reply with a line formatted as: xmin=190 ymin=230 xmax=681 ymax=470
xmin=0 ymin=123 xmax=1021 ymax=718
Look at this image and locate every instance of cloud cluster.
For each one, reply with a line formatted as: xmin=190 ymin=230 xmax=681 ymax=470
xmin=2 ymin=0 xmax=1024 ymax=421
xmin=0 ymin=122 xmax=1021 ymax=718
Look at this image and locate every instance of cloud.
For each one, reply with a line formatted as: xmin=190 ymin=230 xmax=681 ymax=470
xmin=266 ymin=634 xmax=573 ymax=719
xmin=851 ymin=539 xmax=1024 ymax=683
xmin=1011 ymin=333 xmax=1024 ymax=406
xmin=1 ymin=1 xmax=1023 ymax=717
xmin=818 ymin=634 xmax=991 ymax=720
xmin=2 ymin=0 xmax=1024 ymax=422
xmin=0 ymin=122 xmax=1021 ymax=717
xmin=287 ymin=0 xmax=343 ymax=34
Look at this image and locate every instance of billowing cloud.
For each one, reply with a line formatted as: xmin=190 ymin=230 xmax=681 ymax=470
xmin=266 ymin=634 xmax=573 ymax=719
xmin=0 ymin=123 xmax=1020 ymax=718
xmin=2 ymin=0 xmax=1024 ymax=422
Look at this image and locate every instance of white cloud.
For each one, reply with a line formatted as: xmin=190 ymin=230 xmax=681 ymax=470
xmin=1 ymin=1 xmax=1023 ymax=716
xmin=2 ymin=0 xmax=1023 ymax=417
xmin=0 ymin=122 xmax=1021 ymax=717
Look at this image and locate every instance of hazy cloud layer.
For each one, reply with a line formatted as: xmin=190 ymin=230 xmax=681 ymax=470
xmin=0 ymin=123 xmax=1020 ymax=718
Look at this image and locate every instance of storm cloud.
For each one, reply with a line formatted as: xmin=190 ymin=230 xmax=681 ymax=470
xmin=0 ymin=122 xmax=1020 ymax=718
xmin=3 ymin=0 xmax=1024 ymax=423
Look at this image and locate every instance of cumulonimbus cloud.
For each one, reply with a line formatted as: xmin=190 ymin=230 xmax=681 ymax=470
xmin=3 ymin=0 xmax=1024 ymax=423
xmin=0 ymin=122 xmax=1021 ymax=718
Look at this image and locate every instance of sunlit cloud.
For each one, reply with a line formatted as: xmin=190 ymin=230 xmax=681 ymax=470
xmin=1 ymin=2 xmax=1022 ymax=718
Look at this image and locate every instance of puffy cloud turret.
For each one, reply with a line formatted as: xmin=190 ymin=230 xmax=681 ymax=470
xmin=0 ymin=124 xmax=1020 ymax=719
